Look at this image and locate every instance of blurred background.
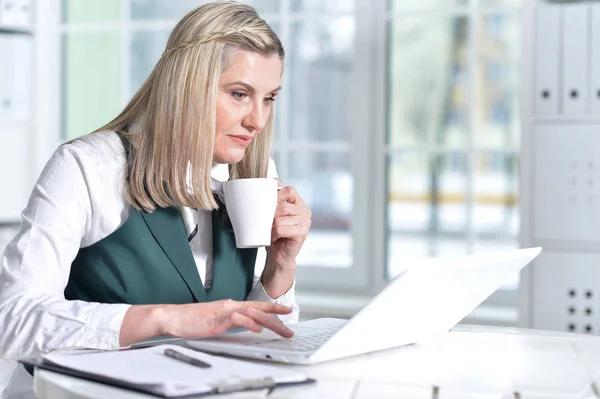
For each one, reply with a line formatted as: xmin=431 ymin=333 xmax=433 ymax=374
xmin=0 ymin=0 xmax=522 ymax=324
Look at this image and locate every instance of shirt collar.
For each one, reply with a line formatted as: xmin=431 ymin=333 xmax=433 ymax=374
xmin=210 ymin=163 xmax=229 ymax=202
xmin=185 ymin=162 xmax=230 ymax=201
xmin=210 ymin=163 xmax=229 ymax=184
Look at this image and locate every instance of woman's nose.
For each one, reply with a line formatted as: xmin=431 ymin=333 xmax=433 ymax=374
xmin=242 ymin=102 xmax=267 ymax=132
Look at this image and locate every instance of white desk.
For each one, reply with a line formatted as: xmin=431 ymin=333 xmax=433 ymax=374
xmin=33 ymin=325 xmax=600 ymax=399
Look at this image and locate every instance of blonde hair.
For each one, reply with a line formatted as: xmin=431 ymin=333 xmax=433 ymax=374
xmin=95 ymin=1 xmax=284 ymax=212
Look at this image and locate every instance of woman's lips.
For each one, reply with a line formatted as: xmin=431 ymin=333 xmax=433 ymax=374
xmin=228 ymin=135 xmax=253 ymax=147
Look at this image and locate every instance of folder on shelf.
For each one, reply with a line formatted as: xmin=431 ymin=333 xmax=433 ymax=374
xmin=534 ymin=0 xmax=561 ymax=115
xmin=591 ymin=3 xmax=600 ymax=115
xmin=21 ymin=344 xmax=314 ymax=398
xmin=0 ymin=33 xmax=32 ymax=122
xmin=561 ymin=2 xmax=589 ymax=116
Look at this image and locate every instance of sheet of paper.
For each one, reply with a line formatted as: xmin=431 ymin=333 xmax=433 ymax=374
xmin=43 ymin=344 xmax=306 ymax=397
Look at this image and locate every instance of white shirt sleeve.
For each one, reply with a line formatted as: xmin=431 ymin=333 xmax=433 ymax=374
xmin=245 ymin=278 xmax=299 ymax=324
xmin=0 ymin=144 xmax=131 ymax=360
xmin=244 ymin=158 xmax=300 ymax=324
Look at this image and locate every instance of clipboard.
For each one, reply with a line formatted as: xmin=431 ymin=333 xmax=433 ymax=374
xmin=21 ymin=345 xmax=315 ymax=398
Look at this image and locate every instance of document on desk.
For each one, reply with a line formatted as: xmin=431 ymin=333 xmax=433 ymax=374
xmin=30 ymin=344 xmax=311 ymax=397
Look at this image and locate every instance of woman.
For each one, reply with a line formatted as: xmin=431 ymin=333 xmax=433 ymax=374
xmin=0 ymin=1 xmax=311 ymax=361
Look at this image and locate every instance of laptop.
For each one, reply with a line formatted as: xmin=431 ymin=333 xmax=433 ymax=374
xmin=186 ymin=247 xmax=541 ymax=365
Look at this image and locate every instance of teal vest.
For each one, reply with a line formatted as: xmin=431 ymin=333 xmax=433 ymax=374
xmin=64 ymin=204 xmax=258 ymax=304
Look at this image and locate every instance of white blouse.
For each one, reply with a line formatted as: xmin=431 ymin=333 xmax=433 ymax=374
xmin=0 ymin=131 xmax=298 ymax=361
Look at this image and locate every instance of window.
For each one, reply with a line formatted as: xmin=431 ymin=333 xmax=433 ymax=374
xmin=57 ymin=0 xmax=522 ymax=319
xmin=384 ymin=0 xmax=522 ymax=309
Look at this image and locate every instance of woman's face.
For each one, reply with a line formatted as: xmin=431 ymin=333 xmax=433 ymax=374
xmin=213 ymin=50 xmax=282 ymax=164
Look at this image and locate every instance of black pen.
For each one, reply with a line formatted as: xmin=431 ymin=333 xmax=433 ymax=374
xmin=163 ymin=348 xmax=212 ymax=369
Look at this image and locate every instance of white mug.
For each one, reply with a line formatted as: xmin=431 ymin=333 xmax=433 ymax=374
xmin=222 ymin=178 xmax=278 ymax=248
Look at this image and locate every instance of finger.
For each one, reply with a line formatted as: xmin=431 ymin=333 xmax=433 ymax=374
xmin=230 ymin=311 xmax=264 ymax=333
xmin=272 ymin=215 xmax=305 ymax=228
xmin=274 ymin=201 xmax=308 ymax=218
xmin=243 ymin=307 xmax=294 ymax=338
xmin=244 ymin=301 xmax=293 ymax=315
xmin=277 ymin=186 xmax=304 ymax=205
xmin=272 ymin=223 xmax=310 ymax=243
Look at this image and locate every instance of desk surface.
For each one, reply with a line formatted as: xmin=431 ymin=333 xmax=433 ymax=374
xmin=33 ymin=325 xmax=600 ymax=399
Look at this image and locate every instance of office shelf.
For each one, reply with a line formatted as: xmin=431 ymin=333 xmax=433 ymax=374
xmin=0 ymin=24 xmax=31 ymax=34
xmin=531 ymin=116 xmax=600 ymax=124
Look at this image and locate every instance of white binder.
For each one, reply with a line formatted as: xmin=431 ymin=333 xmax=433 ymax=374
xmin=561 ymin=2 xmax=589 ymax=116
xmin=0 ymin=35 xmax=12 ymax=121
xmin=15 ymin=0 xmax=32 ymax=28
xmin=0 ymin=0 xmax=31 ymax=29
xmin=0 ymin=34 xmax=32 ymax=122
xmin=0 ymin=33 xmax=32 ymax=222
xmin=592 ymin=3 xmax=600 ymax=115
xmin=12 ymin=34 xmax=32 ymax=121
xmin=0 ymin=0 xmax=16 ymax=27
xmin=534 ymin=0 xmax=561 ymax=115
xmin=0 ymin=121 xmax=30 ymax=221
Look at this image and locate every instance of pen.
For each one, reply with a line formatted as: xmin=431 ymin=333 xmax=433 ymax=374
xmin=163 ymin=348 xmax=211 ymax=369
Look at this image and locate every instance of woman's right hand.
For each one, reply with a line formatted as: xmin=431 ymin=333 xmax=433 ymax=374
xmin=120 ymin=300 xmax=294 ymax=347
xmin=161 ymin=299 xmax=294 ymax=338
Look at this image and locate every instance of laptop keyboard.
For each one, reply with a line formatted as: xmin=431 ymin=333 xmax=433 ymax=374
xmin=253 ymin=327 xmax=341 ymax=352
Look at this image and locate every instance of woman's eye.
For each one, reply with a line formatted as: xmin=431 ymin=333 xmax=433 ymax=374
xmin=232 ymin=91 xmax=247 ymax=100
xmin=264 ymin=97 xmax=276 ymax=104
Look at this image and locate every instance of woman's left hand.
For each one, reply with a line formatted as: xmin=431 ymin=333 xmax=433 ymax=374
xmin=263 ymin=184 xmax=311 ymax=297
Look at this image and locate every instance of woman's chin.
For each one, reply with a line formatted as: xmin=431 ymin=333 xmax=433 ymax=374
xmin=213 ymin=148 xmax=246 ymax=164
